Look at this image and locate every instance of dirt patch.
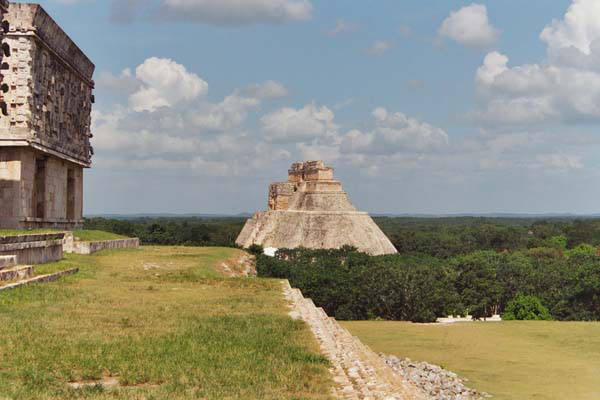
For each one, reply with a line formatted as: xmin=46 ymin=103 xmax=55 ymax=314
xmin=67 ymin=377 xmax=160 ymax=390
xmin=218 ymin=251 xmax=256 ymax=277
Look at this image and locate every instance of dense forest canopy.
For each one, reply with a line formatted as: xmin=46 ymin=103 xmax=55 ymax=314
xmin=84 ymin=216 xmax=600 ymax=322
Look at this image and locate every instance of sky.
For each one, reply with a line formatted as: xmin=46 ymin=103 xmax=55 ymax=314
xmin=29 ymin=0 xmax=600 ymax=215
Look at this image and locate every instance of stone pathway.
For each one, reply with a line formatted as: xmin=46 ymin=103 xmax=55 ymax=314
xmin=283 ymin=280 xmax=427 ymax=400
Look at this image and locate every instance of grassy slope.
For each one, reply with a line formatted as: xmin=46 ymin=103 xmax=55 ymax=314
xmin=0 ymin=246 xmax=333 ymax=399
xmin=342 ymin=321 xmax=600 ymax=400
xmin=0 ymin=229 xmax=127 ymax=241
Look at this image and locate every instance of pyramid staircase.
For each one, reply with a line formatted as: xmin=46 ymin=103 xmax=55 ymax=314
xmin=283 ymin=280 xmax=427 ymax=400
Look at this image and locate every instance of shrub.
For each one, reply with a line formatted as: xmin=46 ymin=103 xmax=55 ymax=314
xmin=247 ymin=244 xmax=264 ymax=256
xmin=502 ymin=294 xmax=552 ymax=321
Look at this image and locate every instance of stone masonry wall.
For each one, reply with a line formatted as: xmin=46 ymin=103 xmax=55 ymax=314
xmin=0 ymin=147 xmax=22 ymax=225
xmin=0 ymin=3 xmax=94 ymax=166
xmin=63 ymin=232 xmax=140 ymax=255
xmin=0 ymin=233 xmax=64 ymax=264
xmin=0 ymin=147 xmax=83 ymax=228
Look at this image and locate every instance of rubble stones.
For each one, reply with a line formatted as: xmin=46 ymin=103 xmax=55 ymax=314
xmin=383 ymin=355 xmax=491 ymax=400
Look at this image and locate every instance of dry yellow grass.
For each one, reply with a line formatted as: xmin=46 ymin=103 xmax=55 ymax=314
xmin=0 ymin=246 xmax=334 ymax=399
xmin=342 ymin=320 xmax=600 ymax=400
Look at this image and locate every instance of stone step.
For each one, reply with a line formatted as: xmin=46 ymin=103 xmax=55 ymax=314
xmin=0 ymin=255 xmax=17 ymax=270
xmin=0 ymin=268 xmax=79 ymax=292
xmin=0 ymin=265 xmax=34 ymax=281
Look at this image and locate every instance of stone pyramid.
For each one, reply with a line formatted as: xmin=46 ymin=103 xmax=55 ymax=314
xmin=236 ymin=161 xmax=397 ymax=255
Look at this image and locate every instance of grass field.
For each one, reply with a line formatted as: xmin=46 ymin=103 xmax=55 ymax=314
xmin=0 ymin=229 xmax=128 ymax=241
xmin=0 ymin=246 xmax=333 ymax=399
xmin=342 ymin=321 xmax=600 ymax=400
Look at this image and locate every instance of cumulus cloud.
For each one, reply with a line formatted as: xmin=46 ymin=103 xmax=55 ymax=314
xmin=472 ymin=0 xmax=600 ymax=126
xmin=128 ymin=58 xmax=208 ymax=112
xmin=540 ymin=0 xmax=600 ymax=56
xmin=93 ymin=58 xmax=291 ymax=177
xmin=366 ymin=40 xmax=391 ymax=56
xmin=438 ymin=3 xmax=499 ymax=48
xmin=261 ymin=103 xmax=338 ymax=143
xmin=110 ymin=0 xmax=313 ymax=25
xmin=340 ymin=108 xmax=448 ymax=155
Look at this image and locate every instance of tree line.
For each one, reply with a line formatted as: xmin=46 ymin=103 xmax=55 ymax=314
xmin=256 ymin=245 xmax=600 ymax=322
xmin=85 ymin=216 xmax=600 ymax=322
xmin=84 ymin=217 xmax=245 ymax=247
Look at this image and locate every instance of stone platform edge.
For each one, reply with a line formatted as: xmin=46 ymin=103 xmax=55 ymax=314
xmin=63 ymin=233 xmax=140 ymax=255
xmin=282 ymin=280 xmax=427 ymax=400
xmin=0 ymin=268 xmax=79 ymax=291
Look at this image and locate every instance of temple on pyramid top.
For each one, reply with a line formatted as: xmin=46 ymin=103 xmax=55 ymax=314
xmin=236 ymin=161 xmax=397 ymax=256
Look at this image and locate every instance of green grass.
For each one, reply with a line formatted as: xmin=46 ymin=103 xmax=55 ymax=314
xmin=71 ymin=230 xmax=128 ymax=241
xmin=0 ymin=246 xmax=333 ymax=399
xmin=342 ymin=321 xmax=600 ymax=400
xmin=0 ymin=229 xmax=61 ymax=236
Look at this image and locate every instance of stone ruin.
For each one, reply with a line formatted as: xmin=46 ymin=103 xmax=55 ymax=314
xmin=0 ymin=3 xmax=94 ymax=229
xmin=236 ymin=161 xmax=397 ymax=255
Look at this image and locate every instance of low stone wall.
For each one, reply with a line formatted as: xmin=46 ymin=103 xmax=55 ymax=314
xmin=0 ymin=268 xmax=79 ymax=291
xmin=63 ymin=233 xmax=140 ymax=255
xmin=0 ymin=233 xmax=64 ymax=264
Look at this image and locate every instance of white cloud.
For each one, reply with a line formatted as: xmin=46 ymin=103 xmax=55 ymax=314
xmin=540 ymin=0 xmax=600 ymax=56
xmin=238 ymin=80 xmax=288 ymax=100
xmin=261 ymin=103 xmax=338 ymax=143
xmin=340 ymin=107 xmax=448 ymax=155
xmin=438 ymin=3 xmax=499 ymax=48
xmin=128 ymin=58 xmax=208 ymax=112
xmin=110 ymin=0 xmax=313 ymax=25
xmin=93 ymin=58 xmax=290 ymax=177
xmin=160 ymin=0 xmax=313 ymax=25
xmin=366 ymin=40 xmax=391 ymax=56
xmin=96 ymin=68 xmax=141 ymax=96
xmin=471 ymin=0 xmax=600 ymax=127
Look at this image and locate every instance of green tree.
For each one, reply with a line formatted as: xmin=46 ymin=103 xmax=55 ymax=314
xmin=502 ymin=294 xmax=552 ymax=320
xmin=451 ymin=251 xmax=502 ymax=318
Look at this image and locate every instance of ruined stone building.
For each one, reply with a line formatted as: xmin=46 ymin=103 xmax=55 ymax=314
xmin=236 ymin=161 xmax=398 ymax=255
xmin=0 ymin=3 xmax=94 ymax=229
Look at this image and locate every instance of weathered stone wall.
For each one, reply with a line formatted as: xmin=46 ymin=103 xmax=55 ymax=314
xmin=0 ymin=147 xmax=83 ymax=228
xmin=0 ymin=4 xmax=92 ymax=229
xmin=288 ymin=160 xmax=334 ymax=182
xmin=0 ymin=233 xmax=64 ymax=264
xmin=63 ymin=232 xmax=140 ymax=255
xmin=0 ymin=3 xmax=94 ymax=166
xmin=268 ymin=182 xmax=293 ymax=211
xmin=0 ymin=147 xmax=22 ymax=225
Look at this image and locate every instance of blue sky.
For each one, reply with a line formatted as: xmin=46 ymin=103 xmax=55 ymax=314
xmin=31 ymin=0 xmax=600 ymax=215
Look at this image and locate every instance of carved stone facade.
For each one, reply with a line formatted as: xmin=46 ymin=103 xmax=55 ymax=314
xmin=237 ymin=161 xmax=398 ymax=256
xmin=0 ymin=3 xmax=94 ymax=229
